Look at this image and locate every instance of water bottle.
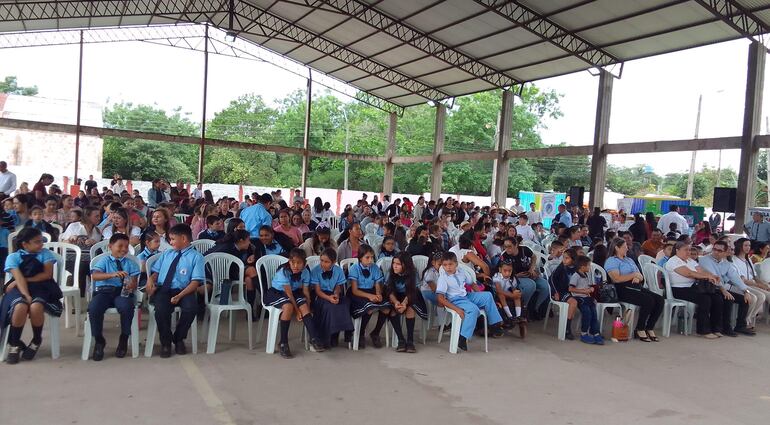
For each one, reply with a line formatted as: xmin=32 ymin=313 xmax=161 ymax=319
xmin=120 ymin=276 xmax=131 ymax=297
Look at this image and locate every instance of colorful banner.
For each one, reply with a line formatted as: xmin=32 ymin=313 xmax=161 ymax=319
xmin=542 ymin=194 xmax=557 ymax=220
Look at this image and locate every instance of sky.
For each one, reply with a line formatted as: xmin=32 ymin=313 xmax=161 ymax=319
xmin=0 ymin=33 xmax=760 ymax=176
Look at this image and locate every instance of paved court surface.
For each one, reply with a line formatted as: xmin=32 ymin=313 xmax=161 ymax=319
xmin=2 ymin=314 xmax=769 ymax=425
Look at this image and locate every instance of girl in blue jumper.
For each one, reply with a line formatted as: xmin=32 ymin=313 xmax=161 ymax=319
xmin=348 ymin=244 xmax=390 ymax=349
xmin=310 ymin=248 xmax=354 ymax=349
xmin=386 ymin=252 xmax=427 ymax=353
xmin=1 ymin=228 xmax=62 ymax=364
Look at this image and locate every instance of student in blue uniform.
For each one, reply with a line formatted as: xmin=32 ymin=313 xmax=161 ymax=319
xmin=349 ymin=244 xmax=391 ymax=349
xmin=205 ymin=229 xmax=258 ymax=309
xmin=197 ymin=215 xmax=225 ymax=241
xmin=1 ymin=228 xmax=62 ymax=364
xmin=436 ymin=251 xmax=504 ymax=352
xmin=420 ymin=250 xmax=448 ymax=332
xmin=377 ymin=236 xmax=398 ymax=259
xmin=386 ymin=252 xmax=427 ymax=353
xmin=262 ymin=248 xmax=324 ymax=358
xmin=136 ymin=230 xmax=161 ymax=288
xmin=23 ymin=206 xmax=58 ymax=241
xmin=310 ymin=248 xmax=354 ymax=349
xmin=88 ymin=233 xmax=140 ymax=360
xmin=146 ymin=224 xmax=205 ymax=358
xmin=256 ymin=225 xmax=286 ymax=258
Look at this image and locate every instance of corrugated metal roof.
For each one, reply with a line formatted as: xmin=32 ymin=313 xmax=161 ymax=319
xmin=0 ymin=0 xmax=767 ymax=109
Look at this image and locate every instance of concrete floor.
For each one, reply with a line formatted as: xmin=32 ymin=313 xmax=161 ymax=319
xmin=2 ymin=314 xmax=769 ymax=425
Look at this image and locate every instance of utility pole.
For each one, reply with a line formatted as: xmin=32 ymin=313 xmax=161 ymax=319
xmin=766 ymin=115 xmax=770 ymax=207
xmin=343 ymin=109 xmax=349 ymax=190
xmin=686 ymin=94 xmax=702 ymax=200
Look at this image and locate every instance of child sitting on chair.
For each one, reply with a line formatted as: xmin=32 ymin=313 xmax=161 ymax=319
xmin=88 ymin=233 xmax=139 ymax=360
xmin=569 ymin=256 xmax=604 ymax=345
xmin=436 ymin=251 xmax=504 ymax=351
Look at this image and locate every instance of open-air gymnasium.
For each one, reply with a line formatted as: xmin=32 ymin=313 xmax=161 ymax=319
xmin=1 ymin=1 xmax=770 ymax=424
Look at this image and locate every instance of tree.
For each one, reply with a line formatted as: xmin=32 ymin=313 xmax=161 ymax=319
xmin=660 ymin=166 xmax=738 ymax=207
xmin=0 ymin=76 xmax=38 ymax=96
xmin=102 ymin=102 xmax=199 ymax=181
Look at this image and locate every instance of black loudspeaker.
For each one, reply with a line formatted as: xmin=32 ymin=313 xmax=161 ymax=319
xmin=712 ymin=187 xmax=737 ymax=212
xmin=568 ymin=186 xmax=584 ymax=208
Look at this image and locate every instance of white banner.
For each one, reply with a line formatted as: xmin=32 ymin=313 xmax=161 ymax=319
xmin=617 ymin=198 xmax=634 ymax=214
xmin=542 ymin=194 xmax=556 ymax=219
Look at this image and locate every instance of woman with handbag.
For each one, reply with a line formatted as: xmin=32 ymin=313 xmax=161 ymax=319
xmin=664 ymin=241 xmax=724 ymax=339
xmin=604 ymin=238 xmax=664 ymax=342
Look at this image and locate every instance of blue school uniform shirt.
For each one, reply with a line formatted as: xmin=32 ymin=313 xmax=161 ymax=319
xmin=603 ymin=256 xmax=639 ymax=282
xmin=136 ymin=247 xmax=159 ymax=263
xmin=0 ymin=227 xmax=7 ymax=249
xmin=264 ymin=241 xmax=284 ymax=256
xmin=310 ymin=264 xmax=346 ymax=292
xmin=241 ymin=203 xmax=273 ymax=239
xmin=150 ymin=246 xmax=206 ymax=290
xmin=271 ymin=266 xmax=311 ymax=291
xmin=4 ymin=248 xmax=57 ymax=272
xmin=436 ymin=269 xmax=470 ymax=299
xmin=348 ymin=263 xmax=384 ymax=290
xmin=91 ymin=255 xmax=140 ymax=288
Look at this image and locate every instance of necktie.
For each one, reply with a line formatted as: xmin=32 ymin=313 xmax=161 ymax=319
xmin=115 ymin=258 xmax=123 ymax=272
xmin=162 ymin=251 xmax=184 ymax=287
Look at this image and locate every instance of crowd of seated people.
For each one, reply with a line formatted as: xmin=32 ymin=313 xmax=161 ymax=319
xmin=2 ymin=172 xmax=770 ymax=364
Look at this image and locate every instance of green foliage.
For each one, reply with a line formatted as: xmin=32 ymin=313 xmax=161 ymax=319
xmin=0 ymin=76 xmax=38 ymax=96
xmin=660 ymin=166 xmax=738 ymax=207
xmin=606 ymin=165 xmax=661 ymax=196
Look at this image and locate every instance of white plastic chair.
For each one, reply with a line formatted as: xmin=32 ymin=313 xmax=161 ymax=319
xmin=328 ymin=216 xmax=339 ymax=231
xmin=339 ymin=257 xmax=359 ymax=270
xmin=590 ymin=262 xmax=624 ymax=335
xmin=643 ymin=263 xmax=692 ymax=336
xmin=255 ymin=255 xmax=288 ymax=352
xmin=437 ymin=264 xmax=488 ymax=353
xmin=306 ymin=255 xmax=321 ymax=271
xmin=366 ymin=234 xmax=383 ymax=257
xmin=7 ymin=230 xmax=51 ymax=253
xmin=143 ymin=254 xmax=199 ymax=357
xmin=44 ymin=242 xmax=82 ymax=335
xmin=376 ymin=256 xmax=393 ymax=282
xmin=543 ymin=298 xmax=581 ymax=341
xmin=202 ymin=253 xmax=253 ymax=354
xmin=89 ymin=240 xmax=110 ymax=260
xmin=191 ymin=239 xmax=215 ymax=255
xmin=756 ymin=258 xmax=770 ymax=283
xmin=340 ymin=258 xmax=391 ymax=351
xmin=50 ymin=223 xmax=63 ymax=237
xmin=638 ymin=254 xmax=655 ymax=270
xmin=81 ymin=253 xmax=142 ymax=360
xmin=174 ymin=213 xmax=190 ymax=223
xmin=412 ymin=255 xmax=429 ymax=277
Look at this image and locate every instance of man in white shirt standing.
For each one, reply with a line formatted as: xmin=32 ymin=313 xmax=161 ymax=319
xmin=192 ymin=183 xmax=204 ymax=200
xmin=510 ymin=198 xmax=524 ymax=214
xmin=0 ymin=161 xmax=17 ymax=198
xmin=657 ymin=205 xmax=690 ymax=235
xmin=525 ymin=202 xmax=541 ymax=224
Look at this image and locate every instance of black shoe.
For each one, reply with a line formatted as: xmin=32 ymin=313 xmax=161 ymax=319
xmin=92 ymin=341 xmax=105 ymax=361
xmin=279 ymin=343 xmax=294 ymax=359
xmin=115 ymin=335 xmax=129 ymax=358
xmin=310 ymin=338 xmax=325 ymax=352
xmin=6 ymin=345 xmax=20 ymax=364
xmin=734 ymin=327 xmax=756 ymax=336
xmin=490 ymin=326 xmax=505 ymax=338
xmin=175 ymin=341 xmax=188 ymax=355
xmin=502 ymin=317 xmax=515 ymax=329
xmin=565 ymin=331 xmax=575 ymax=341
xmin=457 ymin=335 xmax=468 ymax=351
xmin=396 ymin=341 xmax=407 ymax=352
xmin=160 ymin=345 xmax=172 ymax=358
xmin=405 ymin=342 xmax=416 ymax=353
xmin=329 ymin=338 xmax=339 ymax=348
xmin=442 ymin=324 xmax=452 ymax=334
xmin=22 ymin=341 xmax=41 ymax=361
xmin=370 ymin=333 xmax=383 ymax=349
xmin=723 ymin=330 xmax=738 ymax=337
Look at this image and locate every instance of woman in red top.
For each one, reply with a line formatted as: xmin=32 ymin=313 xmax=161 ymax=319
xmin=472 ymin=221 xmax=488 ymax=260
xmin=273 ymin=208 xmax=303 ymax=247
xmin=693 ymin=221 xmax=711 ymax=245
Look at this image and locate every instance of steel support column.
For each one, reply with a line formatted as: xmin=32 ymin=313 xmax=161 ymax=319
xmin=589 ymin=70 xmax=613 ymax=210
xmin=73 ymin=30 xmax=84 ymax=182
xmin=493 ymin=90 xmax=513 ymax=205
xmin=430 ymin=103 xmax=446 ymax=201
xmin=198 ymin=24 xmax=209 ymax=183
xmin=301 ymin=75 xmax=312 ymax=197
xmin=383 ymin=112 xmax=397 ymax=196
xmin=735 ymin=41 xmax=766 ymax=231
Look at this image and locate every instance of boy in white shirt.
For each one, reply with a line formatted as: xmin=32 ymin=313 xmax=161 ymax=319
xmin=436 ymin=252 xmax=503 ymax=351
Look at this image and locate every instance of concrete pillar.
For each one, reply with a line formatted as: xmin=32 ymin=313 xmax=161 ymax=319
xmin=735 ymin=41 xmax=765 ymax=231
xmin=431 ymin=104 xmax=446 ymax=201
xmin=589 ymin=70 xmax=613 ymax=210
xmin=300 ymin=76 xmax=312 ymax=197
xmin=383 ymin=112 xmax=397 ymax=196
xmin=198 ymin=24 xmax=209 ymax=184
xmin=493 ymin=90 xmax=513 ymax=205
